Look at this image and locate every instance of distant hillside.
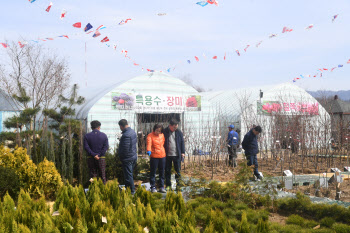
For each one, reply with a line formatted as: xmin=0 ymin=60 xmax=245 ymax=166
xmin=307 ymin=90 xmax=350 ymax=101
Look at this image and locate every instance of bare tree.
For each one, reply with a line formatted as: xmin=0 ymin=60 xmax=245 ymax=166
xmin=0 ymin=40 xmax=70 ymax=122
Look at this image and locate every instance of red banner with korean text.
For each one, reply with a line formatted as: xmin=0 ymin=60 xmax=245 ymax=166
xmin=257 ymin=101 xmax=319 ymax=115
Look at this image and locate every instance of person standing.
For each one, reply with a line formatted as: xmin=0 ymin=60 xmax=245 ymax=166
xmin=147 ymin=124 xmax=167 ymax=193
xmin=118 ymin=119 xmax=137 ymax=194
xmin=227 ymin=125 xmax=239 ymax=167
xmin=164 ymin=118 xmax=185 ymax=191
xmin=242 ymin=125 xmax=263 ymax=180
xmin=83 ymin=120 xmax=109 ymax=184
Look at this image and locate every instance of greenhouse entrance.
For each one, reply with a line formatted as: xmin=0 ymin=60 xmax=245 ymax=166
xmin=136 ymin=113 xmax=181 ymax=154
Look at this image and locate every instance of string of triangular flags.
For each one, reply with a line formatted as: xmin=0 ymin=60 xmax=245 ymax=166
xmin=164 ymin=14 xmax=340 ymax=75
xmin=5 ymin=1 xmax=344 ymax=76
xmin=196 ymin=0 xmax=219 ymax=7
xmin=293 ymin=59 xmax=350 ymax=82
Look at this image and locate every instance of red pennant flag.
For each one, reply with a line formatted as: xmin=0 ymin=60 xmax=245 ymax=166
xmin=213 ymin=56 xmax=217 ymax=59
xmin=195 ymin=56 xmax=199 ymax=62
xmin=101 ymin=36 xmax=109 ymax=43
xmin=347 ymin=59 xmax=350 ymax=64
xmin=0 ymin=43 xmax=8 ymax=48
xmin=244 ymin=45 xmax=250 ymax=52
xmin=224 ymin=52 xmax=226 ymax=60
xmin=134 ymin=63 xmax=139 ymax=66
xmin=60 ymin=9 xmax=67 ymax=20
xmin=63 ymin=35 xmax=69 ymax=39
xmin=73 ymin=22 xmax=81 ymax=28
xmin=323 ymin=68 xmax=328 ymax=71
xmin=18 ymin=41 xmax=25 ymax=48
xmin=45 ymin=2 xmax=53 ymax=12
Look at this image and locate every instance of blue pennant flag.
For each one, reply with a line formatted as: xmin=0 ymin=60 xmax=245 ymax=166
xmin=84 ymin=23 xmax=93 ymax=32
xmin=196 ymin=1 xmax=209 ymax=7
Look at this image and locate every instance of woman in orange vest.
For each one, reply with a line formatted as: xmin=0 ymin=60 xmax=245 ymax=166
xmin=147 ymin=124 xmax=166 ymax=193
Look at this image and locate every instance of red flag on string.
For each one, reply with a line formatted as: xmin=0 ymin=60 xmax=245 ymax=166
xmin=195 ymin=56 xmax=199 ymax=62
xmin=46 ymin=2 xmax=53 ymax=12
xmin=60 ymin=9 xmax=67 ymax=20
xmin=18 ymin=41 xmax=25 ymax=48
xmin=73 ymin=22 xmax=81 ymax=28
xmin=101 ymin=36 xmax=109 ymax=43
xmin=213 ymin=56 xmax=217 ymax=59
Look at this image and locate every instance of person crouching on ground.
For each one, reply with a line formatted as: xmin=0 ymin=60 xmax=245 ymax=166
xmin=242 ymin=125 xmax=263 ymax=180
xmin=147 ymin=124 xmax=167 ymax=193
xmin=164 ymin=118 xmax=185 ymax=191
xmin=118 ymin=119 xmax=137 ymax=194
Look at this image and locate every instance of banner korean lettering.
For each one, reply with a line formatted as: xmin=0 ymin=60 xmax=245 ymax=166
xmin=111 ymin=93 xmax=201 ymax=112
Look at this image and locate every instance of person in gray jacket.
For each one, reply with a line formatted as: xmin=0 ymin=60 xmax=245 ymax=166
xmin=163 ymin=118 xmax=185 ymax=190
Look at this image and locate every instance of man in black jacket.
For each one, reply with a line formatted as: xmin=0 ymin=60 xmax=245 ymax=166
xmin=164 ymin=118 xmax=185 ymax=190
xmin=118 ymin=119 xmax=137 ymax=194
xmin=242 ymin=125 xmax=262 ymax=180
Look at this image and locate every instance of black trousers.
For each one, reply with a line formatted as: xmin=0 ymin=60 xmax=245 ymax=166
xmin=227 ymin=145 xmax=237 ymax=167
xmin=150 ymin=157 xmax=166 ymax=189
xmin=165 ymin=156 xmax=181 ymax=187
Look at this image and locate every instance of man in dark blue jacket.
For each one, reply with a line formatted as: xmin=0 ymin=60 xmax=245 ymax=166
xmin=84 ymin=120 xmax=109 ymax=184
xmin=242 ymin=125 xmax=262 ymax=180
xmin=227 ymin=124 xmax=239 ymax=167
xmin=118 ymin=119 xmax=137 ymax=194
xmin=164 ymin=118 xmax=185 ymax=190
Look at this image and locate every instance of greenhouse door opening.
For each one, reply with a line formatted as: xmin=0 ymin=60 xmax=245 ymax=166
xmin=137 ymin=113 xmax=181 ymax=154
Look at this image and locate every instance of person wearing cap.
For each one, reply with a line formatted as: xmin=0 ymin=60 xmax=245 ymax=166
xmin=227 ymin=124 xmax=239 ymax=167
xmin=242 ymin=125 xmax=263 ymax=180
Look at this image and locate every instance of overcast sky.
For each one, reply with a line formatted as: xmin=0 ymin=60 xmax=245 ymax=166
xmin=1 ymin=0 xmax=349 ymax=92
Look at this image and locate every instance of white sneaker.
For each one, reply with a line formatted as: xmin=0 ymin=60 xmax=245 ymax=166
xmin=151 ymin=188 xmax=157 ymax=193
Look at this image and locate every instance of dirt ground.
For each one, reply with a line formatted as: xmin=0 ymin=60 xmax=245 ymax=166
xmin=268 ymin=213 xmax=287 ymax=225
xmin=182 ymin=152 xmax=350 ymax=202
xmin=287 ymin=180 xmax=350 ymax=202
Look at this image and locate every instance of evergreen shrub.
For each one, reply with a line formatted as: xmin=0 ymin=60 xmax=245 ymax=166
xmin=332 ymin=223 xmax=350 ymax=233
xmin=0 ymin=166 xmax=20 ymax=200
xmin=0 ymin=146 xmax=63 ymax=199
xmin=320 ymin=217 xmax=335 ymax=228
